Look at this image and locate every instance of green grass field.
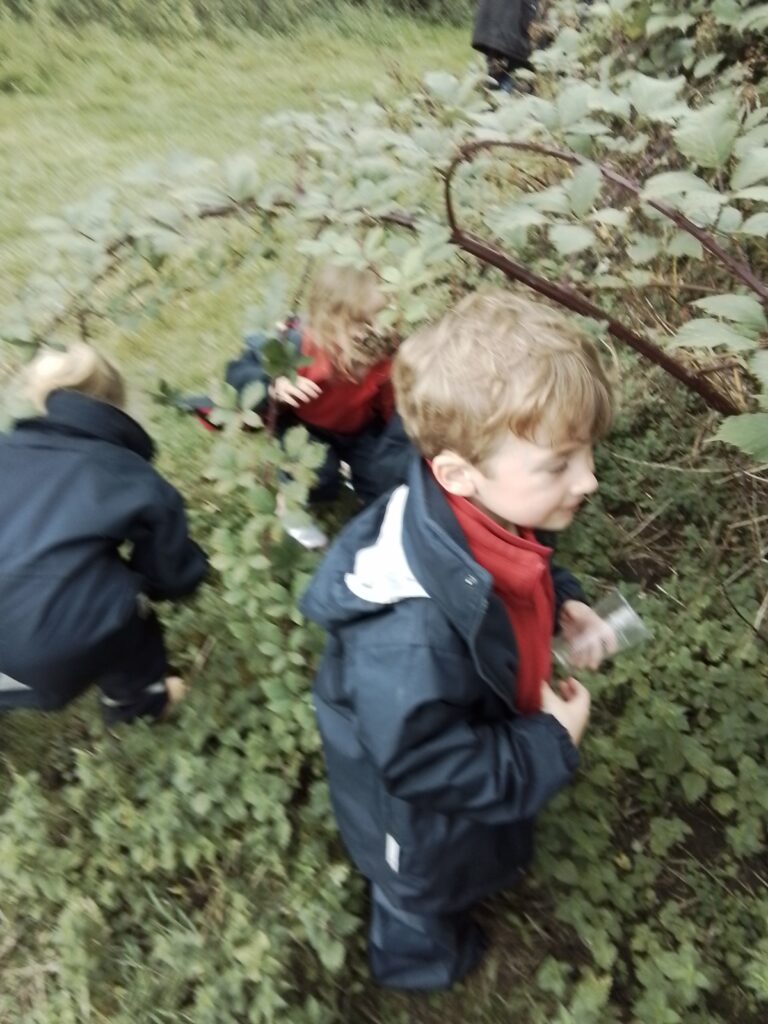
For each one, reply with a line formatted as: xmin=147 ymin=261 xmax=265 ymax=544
xmin=0 ymin=15 xmax=469 ymax=311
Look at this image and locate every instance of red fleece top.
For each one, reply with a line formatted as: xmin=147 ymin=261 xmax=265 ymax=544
xmin=294 ymin=333 xmax=394 ymax=435
xmin=444 ymin=490 xmax=555 ymax=714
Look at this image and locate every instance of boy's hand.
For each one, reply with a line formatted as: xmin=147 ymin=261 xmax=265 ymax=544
xmin=270 ymin=375 xmax=322 ymax=407
xmin=540 ymin=677 xmax=591 ymax=747
xmin=559 ymin=599 xmax=618 ymax=670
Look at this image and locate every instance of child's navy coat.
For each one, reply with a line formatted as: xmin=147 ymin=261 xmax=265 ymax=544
xmin=0 ymin=390 xmax=207 ymax=689
xmin=301 ymin=456 xmax=585 ymax=915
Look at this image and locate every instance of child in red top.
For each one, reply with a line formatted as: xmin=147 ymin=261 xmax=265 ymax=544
xmin=228 ymin=264 xmax=412 ymax=547
xmin=269 ymin=263 xmax=394 ymax=434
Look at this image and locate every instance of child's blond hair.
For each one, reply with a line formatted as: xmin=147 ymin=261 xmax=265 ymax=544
xmin=307 ymin=264 xmax=388 ymax=379
xmin=26 ymin=343 xmax=126 ymax=412
xmin=394 ymin=291 xmax=615 ymax=466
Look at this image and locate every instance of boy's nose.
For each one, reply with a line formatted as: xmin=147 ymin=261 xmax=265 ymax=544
xmin=575 ymin=469 xmax=598 ymax=496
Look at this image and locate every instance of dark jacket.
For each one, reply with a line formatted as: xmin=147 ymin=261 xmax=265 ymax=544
xmin=472 ymin=0 xmax=539 ymax=66
xmin=301 ymin=457 xmax=583 ymax=915
xmin=0 ymin=391 xmax=207 ymax=686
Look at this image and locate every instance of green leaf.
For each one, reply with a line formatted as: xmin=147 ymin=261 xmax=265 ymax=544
xmin=693 ymin=53 xmax=725 ymax=79
xmin=683 ymin=739 xmax=709 ymax=774
xmin=750 ymin=351 xmax=768 ymax=396
xmin=674 ymin=99 xmax=739 ymax=169
xmin=557 ymin=85 xmax=591 ymax=127
xmin=423 ymin=71 xmax=460 ymax=104
xmin=318 ymin=938 xmax=346 ymax=972
xmin=677 ymin=189 xmax=727 ymax=226
xmin=191 ymin=792 xmax=212 ymax=816
xmin=739 ymin=212 xmax=768 ymax=236
xmin=712 ymin=414 xmax=768 ymax=460
xmin=536 ymin=957 xmax=569 ymax=998
xmin=691 ymin=294 xmax=767 ymax=330
xmin=731 ymin=148 xmax=768 ymax=190
xmin=740 ymin=4 xmax=768 ymax=31
xmin=380 ymin=265 xmax=401 ymax=284
xmin=712 ymin=792 xmax=736 ymax=816
xmin=668 ymin=232 xmax=702 ymax=258
xmin=669 ymin=318 xmax=758 ymax=351
xmin=283 ymin=426 xmax=312 ymax=458
xmin=735 ymin=123 xmax=768 ymax=159
xmin=716 ymin=206 xmax=744 ymax=233
xmin=528 ymin=185 xmax=570 ymax=215
xmin=588 ymin=207 xmax=629 ymax=228
xmin=549 ymin=224 xmax=596 ymax=255
xmin=497 ymin=205 xmax=549 ymax=231
xmin=626 ymin=234 xmax=660 ymax=264
xmin=552 ymin=858 xmax=579 ymax=884
xmin=646 ymin=13 xmax=696 ymax=35
xmin=628 ymin=74 xmax=686 ymax=122
xmin=259 ymin=337 xmax=301 ymax=379
xmin=240 ymin=380 xmax=267 ymax=412
xmin=711 ymin=766 xmax=737 ymax=789
xmin=641 ymin=171 xmax=714 ymax=199
xmin=733 ymin=186 xmax=768 ymax=201
xmin=649 ymin=817 xmax=692 ymax=856
xmin=568 ymin=163 xmax=603 ymax=216
xmin=681 ymin=771 xmax=707 ymax=803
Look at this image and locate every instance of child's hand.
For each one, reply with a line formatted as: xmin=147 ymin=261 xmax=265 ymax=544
xmin=558 ymin=599 xmax=618 ymax=670
xmin=540 ymin=677 xmax=591 ymax=747
xmin=270 ymin=376 xmax=322 ymax=407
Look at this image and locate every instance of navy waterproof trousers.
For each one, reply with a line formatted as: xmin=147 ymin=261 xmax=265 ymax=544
xmin=368 ymin=886 xmax=487 ymax=991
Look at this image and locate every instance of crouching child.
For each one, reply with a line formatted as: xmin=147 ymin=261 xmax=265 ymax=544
xmin=0 ymin=344 xmax=208 ymax=725
xmin=225 ymin=263 xmax=413 ymax=548
xmin=300 ymin=291 xmax=616 ymax=990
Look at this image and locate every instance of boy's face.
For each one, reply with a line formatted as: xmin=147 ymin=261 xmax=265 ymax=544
xmin=462 ymin=432 xmax=599 ymax=532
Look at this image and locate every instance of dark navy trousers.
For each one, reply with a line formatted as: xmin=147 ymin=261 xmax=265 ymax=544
xmin=368 ymin=885 xmax=487 ymax=991
xmin=0 ymin=607 xmax=170 ymax=725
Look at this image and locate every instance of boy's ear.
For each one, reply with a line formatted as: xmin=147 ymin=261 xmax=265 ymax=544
xmin=431 ymin=450 xmax=477 ymax=497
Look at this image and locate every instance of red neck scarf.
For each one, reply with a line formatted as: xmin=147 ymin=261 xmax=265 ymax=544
xmin=444 ymin=490 xmax=555 ymax=714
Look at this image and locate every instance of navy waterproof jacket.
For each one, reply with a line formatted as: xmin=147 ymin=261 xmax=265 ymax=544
xmin=301 ymin=457 xmax=585 ymax=915
xmin=472 ymin=0 xmax=539 ymax=66
xmin=0 ymin=391 xmax=207 ymax=686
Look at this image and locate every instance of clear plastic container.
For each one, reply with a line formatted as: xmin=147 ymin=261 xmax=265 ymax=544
xmin=552 ymin=589 xmax=651 ymax=673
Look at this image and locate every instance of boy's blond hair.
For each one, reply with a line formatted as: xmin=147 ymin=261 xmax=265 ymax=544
xmin=26 ymin=343 xmax=126 ymax=413
xmin=307 ymin=264 xmax=388 ymax=379
xmin=394 ymin=290 xmax=615 ymax=466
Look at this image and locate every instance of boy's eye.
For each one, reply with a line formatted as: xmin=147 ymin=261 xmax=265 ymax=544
xmin=547 ymin=462 xmax=569 ymax=474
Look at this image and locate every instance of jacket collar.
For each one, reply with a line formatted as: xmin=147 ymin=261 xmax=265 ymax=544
xmin=301 ymin=456 xmax=522 ymax=710
xmin=12 ymin=390 xmax=155 ymax=461
xmin=401 ymin=457 xmax=493 ymax=640
xmin=401 ymin=458 xmax=520 ymax=709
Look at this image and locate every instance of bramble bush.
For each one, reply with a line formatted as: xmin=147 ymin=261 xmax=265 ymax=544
xmin=1 ymin=0 xmax=767 ymax=1020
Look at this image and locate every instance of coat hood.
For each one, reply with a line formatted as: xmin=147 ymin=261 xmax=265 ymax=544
xmin=11 ymin=390 xmax=154 ymax=461
xmin=301 ymin=486 xmax=430 ymax=632
xmin=301 ymin=459 xmax=495 ymax=651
